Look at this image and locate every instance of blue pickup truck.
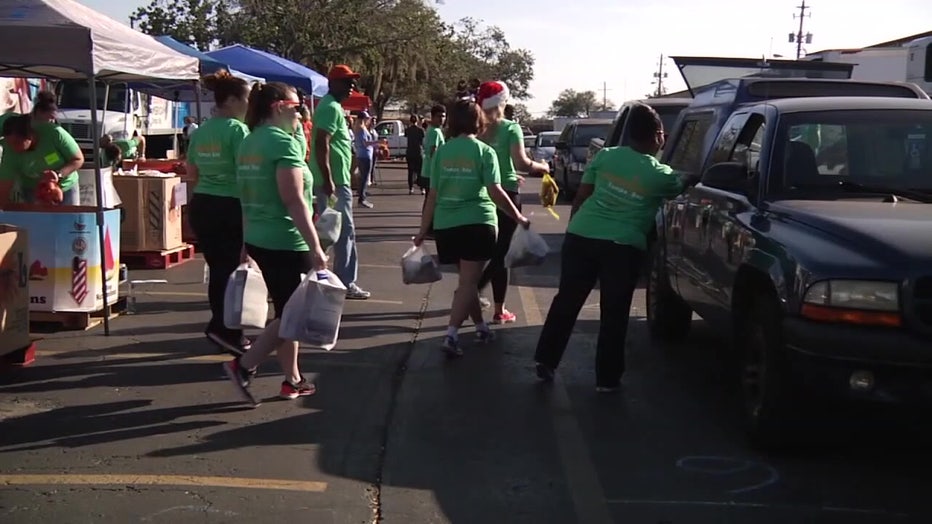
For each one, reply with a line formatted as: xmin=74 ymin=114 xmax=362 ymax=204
xmin=648 ymin=56 xmax=932 ymax=447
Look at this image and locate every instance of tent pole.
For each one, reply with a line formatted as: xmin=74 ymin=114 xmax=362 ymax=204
xmin=100 ymin=84 xmax=110 ymax=139
xmin=194 ymin=80 xmax=202 ymax=122
xmin=88 ymin=77 xmax=111 ymax=336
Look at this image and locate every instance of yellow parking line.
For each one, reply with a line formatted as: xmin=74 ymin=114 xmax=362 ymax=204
xmin=0 ymin=474 xmax=327 ymax=493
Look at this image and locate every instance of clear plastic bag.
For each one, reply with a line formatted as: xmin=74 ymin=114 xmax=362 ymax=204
xmin=316 ymin=207 xmax=343 ymax=249
xmin=505 ymin=226 xmax=549 ymax=268
xmin=223 ymin=263 xmax=269 ymax=329
xmin=401 ymin=244 xmax=442 ymax=284
xmin=278 ymin=269 xmax=347 ymax=350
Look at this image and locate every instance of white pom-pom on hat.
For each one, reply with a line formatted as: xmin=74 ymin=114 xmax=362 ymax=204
xmin=477 ymin=81 xmax=510 ymax=110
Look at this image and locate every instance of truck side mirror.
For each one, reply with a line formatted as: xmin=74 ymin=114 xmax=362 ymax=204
xmin=701 ymin=162 xmax=749 ymax=194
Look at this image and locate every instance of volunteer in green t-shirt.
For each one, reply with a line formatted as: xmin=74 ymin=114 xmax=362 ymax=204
xmin=185 ymin=70 xmax=252 ymax=356
xmin=310 ymin=64 xmax=370 ymax=300
xmin=222 ymin=81 xmax=328 ymax=406
xmin=475 ymin=81 xmax=550 ymax=325
xmin=420 ymin=104 xmax=447 ymax=196
xmin=534 ymin=103 xmax=699 ymax=392
xmin=100 ymin=132 xmax=146 ymax=170
xmin=413 ymin=99 xmax=528 ymax=357
xmin=0 ymin=114 xmax=84 ymax=206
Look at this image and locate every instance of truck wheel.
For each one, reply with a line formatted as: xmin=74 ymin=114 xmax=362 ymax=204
xmin=739 ymin=295 xmax=797 ymax=449
xmin=646 ymin=246 xmax=692 ymax=342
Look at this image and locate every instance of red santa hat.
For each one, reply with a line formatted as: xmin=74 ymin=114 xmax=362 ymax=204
xmin=476 ymin=81 xmax=510 ymax=111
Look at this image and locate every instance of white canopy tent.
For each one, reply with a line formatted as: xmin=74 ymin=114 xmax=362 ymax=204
xmin=0 ymin=0 xmax=201 ymax=335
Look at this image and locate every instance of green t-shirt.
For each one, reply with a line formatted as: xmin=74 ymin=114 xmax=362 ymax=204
xmin=566 ymin=146 xmax=684 ymax=250
xmin=428 ymin=136 xmax=500 ymax=230
xmin=422 ymin=125 xmax=445 ymax=181
xmin=188 ymin=117 xmax=249 ymax=198
xmin=309 ymin=94 xmax=352 ymax=187
xmin=486 ymin=119 xmax=522 ymax=191
xmin=292 ymin=124 xmax=315 ymax=204
xmin=114 ymin=137 xmax=142 ymax=159
xmin=0 ymin=121 xmax=82 ymax=191
xmin=237 ymin=125 xmax=312 ymax=251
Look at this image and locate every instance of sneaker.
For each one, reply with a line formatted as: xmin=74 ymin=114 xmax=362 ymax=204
xmin=441 ymin=335 xmax=463 ymax=357
xmin=346 ymin=283 xmax=371 ymax=300
xmin=420 ymin=188 xmax=426 ymax=195
xmin=535 ymin=362 xmax=555 ymax=382
xmin=479 ymin=296 xmax=491 ymax=310
xmin=359 ymin=200 xmax=374 ymax=209
xmin=476 ymin=328 xmax=495 ymax=344
xmin=409 ymin=188 xmax=415 ymax=195
xmin=491 ymin=310 xmax=517 ymax=324
xmin=223 ymin=359 xmax=260 ymax=406
xmin=206 ymin=331 xmax=251 ymax=356
xmin=280 ymin=377 xmax=317 ymax=400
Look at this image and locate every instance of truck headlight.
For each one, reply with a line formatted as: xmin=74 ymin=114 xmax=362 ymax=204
xmin=801 ymin=280 xmax=901 ymax=327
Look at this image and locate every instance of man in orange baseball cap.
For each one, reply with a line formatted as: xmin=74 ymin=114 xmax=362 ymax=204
xmin=310 ymin=64 xmax=371 ymax=300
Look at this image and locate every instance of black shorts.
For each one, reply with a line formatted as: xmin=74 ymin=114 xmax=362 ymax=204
xmin=245 ymin=244 xmax=313 ymax=318
xmin=434 ymin=224 xmax=497 ymax=264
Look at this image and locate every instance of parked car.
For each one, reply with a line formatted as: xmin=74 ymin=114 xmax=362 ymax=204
xmin=553 ymin=119 xmax=612 ymax=197
xmin=588 ymin=97 xmax=693 ymax=163
xmin=530 ymin=131 xmax=560 ymax=174
xmin=649 ymin=55 xmax=932 ymax=447
xmin=524 ymin=134 xmax=537 ymax=149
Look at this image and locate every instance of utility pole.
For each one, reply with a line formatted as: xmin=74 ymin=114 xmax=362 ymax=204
xmin=651 ymin=55 xmax=668 ymax=98
xmin=789 ymin=1 xmax=813 ymax=60
xmin=602 ymin=81 xmax=608 ymax=110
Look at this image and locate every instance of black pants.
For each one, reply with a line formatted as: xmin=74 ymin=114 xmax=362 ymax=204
xmin=188 ymin=193 xmax=243 ymax=339
xmin=406 ymin=153 xmax=423 ymax=190
xmin=245 ymin=244 xmax=313 ymax=318
xmin=534 ymin=233 xmax=644 ymax=387
xmin=478 ymin=190 xmax=521 ymax=303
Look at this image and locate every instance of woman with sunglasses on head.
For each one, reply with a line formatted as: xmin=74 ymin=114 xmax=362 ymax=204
xmin=0 ymin=113 xmax=84 ymax=206
xmin=414 ymin=99 xmax=529 ymax=356
xmin=185 ymin=70 xmax=252 ymax=356
xmin=223 ymin=81 xmax=329 ymax=405
xmin=533 ymin=103 xmax=699 ymax=393
xmin=475 ymin=81 xmax=550 ymax=324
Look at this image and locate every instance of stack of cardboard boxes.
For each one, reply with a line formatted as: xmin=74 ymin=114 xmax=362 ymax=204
xmin=113 ymin=175 xmax=186 ymax=252
xmin=0 ymin=224 xmax=30 ymax=358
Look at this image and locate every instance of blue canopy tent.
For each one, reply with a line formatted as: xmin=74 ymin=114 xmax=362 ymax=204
xmin=206 ymin=44 xmax=329 ymax=98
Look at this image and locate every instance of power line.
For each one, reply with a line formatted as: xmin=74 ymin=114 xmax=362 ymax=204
xmin=651 ymin=55 xmax=668 ymax=97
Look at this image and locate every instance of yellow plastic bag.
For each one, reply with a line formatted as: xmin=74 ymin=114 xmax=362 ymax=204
xmin=539 ymin=172 xmax=560 ymax=220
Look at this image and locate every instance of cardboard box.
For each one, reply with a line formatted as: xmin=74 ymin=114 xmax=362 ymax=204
xmin=0 ymin=224 xmax=30 ymax=355
xmin=113 ymin=175 xmax=184 ymax=252
xmin=0 ymin=208 xmax=121 ymax=313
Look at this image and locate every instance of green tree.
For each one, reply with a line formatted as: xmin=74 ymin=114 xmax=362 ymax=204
xmin=510 ymin=103 xmax=533 ymax=123
xmin=548 ymin=89 xmax=600 ymax=117
xmin=129 ymin=0 xmax=227 ymax=51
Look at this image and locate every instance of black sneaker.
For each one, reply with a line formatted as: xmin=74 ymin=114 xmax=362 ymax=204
xmin=207 ymin=331 xmax=251 ymax=356
xmin=223 ymin=358 xmax=260 ymax=406
xmin=535 ymin=362 xmax=555 ymax=382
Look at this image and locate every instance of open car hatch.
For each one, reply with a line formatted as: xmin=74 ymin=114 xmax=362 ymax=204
xmin=669 ymin=56 xmax=854 ymax=96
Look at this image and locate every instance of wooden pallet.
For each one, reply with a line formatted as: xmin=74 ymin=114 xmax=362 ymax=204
xmin=1 ymin=341 xmax=37 ymax=369
xmin=121 ymin=244 xmax=196 ymax=270
xmin=30 ymin=297 xmax=128 ymax=332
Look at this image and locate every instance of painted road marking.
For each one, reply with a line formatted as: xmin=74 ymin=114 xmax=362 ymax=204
xmin=516 ymin=285 xmax=613 ymax=524
xmin=0 ymin=474 xmax=327 ymax=493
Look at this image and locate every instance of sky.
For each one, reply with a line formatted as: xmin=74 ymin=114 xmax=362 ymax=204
xmin=85 ymin=0 xmax=932 ymax=115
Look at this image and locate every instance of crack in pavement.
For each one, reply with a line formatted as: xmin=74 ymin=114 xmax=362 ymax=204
xmin=367 ymin=283 xmax=434 ymax=524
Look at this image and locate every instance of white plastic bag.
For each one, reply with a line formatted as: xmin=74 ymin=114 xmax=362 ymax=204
xmin=401 ymin=244 xmax=442 ymax=284
xmin=278 ymin=269 xmax=347 ymax=350
xmin=316 ymin=207 xmax=343 ymax=249
xmin=223 ymin=263 xmax=269 ymax=329
xmin=505 ymin=226 xmax=549 ymax=268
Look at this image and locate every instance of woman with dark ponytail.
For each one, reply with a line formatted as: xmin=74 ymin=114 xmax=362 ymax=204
xmin=223 ymin=81 xmax=329 ymax=405
xmin=185 ymin=70 xmax=252 ymax=355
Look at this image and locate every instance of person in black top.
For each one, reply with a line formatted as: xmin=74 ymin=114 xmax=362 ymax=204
xmin=405 ymin=114 xmax=426 ymax=194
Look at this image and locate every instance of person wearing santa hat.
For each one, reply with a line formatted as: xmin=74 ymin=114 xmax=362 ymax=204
xmin=413 ymin=98 xmax=529 ymax=356
xmin=475 ymin=81 xmax=550 ymax=324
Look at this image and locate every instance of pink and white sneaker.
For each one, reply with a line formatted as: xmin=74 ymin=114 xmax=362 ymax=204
xmin=491 ymin=310 xmax=517 ymax=324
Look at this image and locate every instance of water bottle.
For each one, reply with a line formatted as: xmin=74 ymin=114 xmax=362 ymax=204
xmin=203 ymin=263 xmax=210 ymax=284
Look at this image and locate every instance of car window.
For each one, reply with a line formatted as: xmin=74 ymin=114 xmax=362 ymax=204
xmin=731 ymin=115 xmax=766 ymax=171
xmin=375 ymin=122 xmax=394 ymax=136
xmin=573 ymin=124 xmax=610 ymax=146
xmin=609 ymin=108 xmax=630 ymax=147
xmin=537 ymin=134 xmax=558 ymax=147
xmin=524 ymin=136 xmax=536 ymax=149
xmin=668 ymin=112 xmax=715 ymax=173
xmin=709 ymin=113 xmax=749 ymax=165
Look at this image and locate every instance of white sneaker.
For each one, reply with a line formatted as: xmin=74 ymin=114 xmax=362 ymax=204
xmin=479 ymin=296 xmax=491 ymax=310
xmin=346 ymin=283 xmax=371 ymax=300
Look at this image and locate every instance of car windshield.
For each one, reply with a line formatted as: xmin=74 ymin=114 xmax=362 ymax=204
xmin=573 ymin=124 xmax=610 ymax=146
xmin=777 ymin=109 xmax=932 ymax=194
xmin=524 ymin=136 xmax=536 ymax=148
xmin=538 ymin=134 xmax=558 ymax=147
xmin=656 ymin=106 xmax=687 ymax=134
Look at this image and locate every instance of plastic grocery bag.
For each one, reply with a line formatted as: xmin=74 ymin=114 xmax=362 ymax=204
xmin=505 ymin=226 xmax=549 ymax=268
xmin=223 ymin=263 xmax=269 ymax=329
xmin=539 ymin=173 xmax=561 ymax=220
xmin=278 ymin=269 xmax=347 ymax=350
xmin=401 ymin=244 xmax=442 ymax=284
xmin=316 ymin=207 xmax=343 ymax=249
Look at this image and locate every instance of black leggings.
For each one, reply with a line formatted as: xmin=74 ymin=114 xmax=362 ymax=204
xmin=478 ymin=190 xmax=521 ymax=303
xmin=406 ymin=153 xmax=423 ymax=190
xmin=245 ymin=244 xmax=313 ymax=318
xmin=188 ymin=193 xmax=243 ymax=338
